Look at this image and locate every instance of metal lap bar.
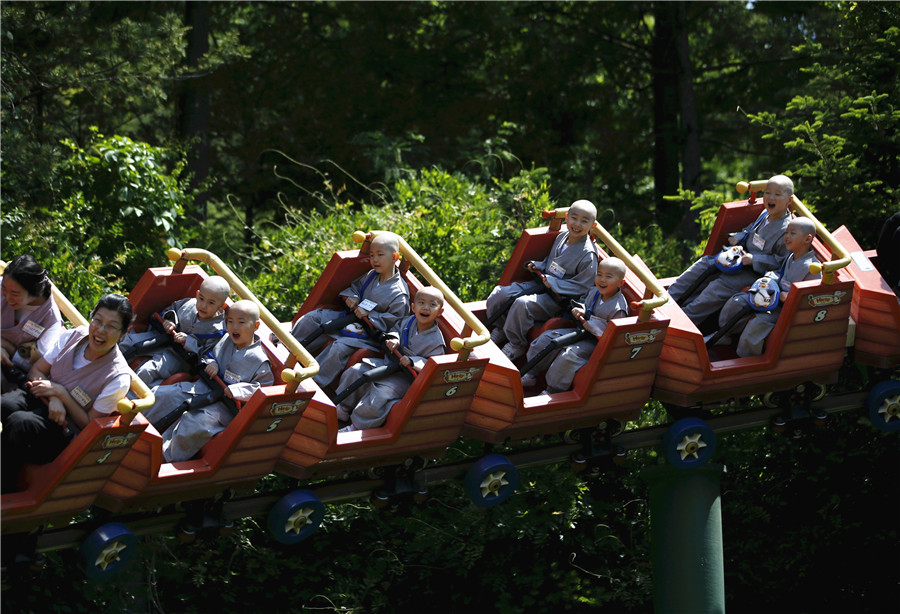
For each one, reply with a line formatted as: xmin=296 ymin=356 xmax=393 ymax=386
xmin=166 ymin=248 xmax=318 ymax=391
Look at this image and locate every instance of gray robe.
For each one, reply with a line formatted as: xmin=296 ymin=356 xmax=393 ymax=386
xmin=486 ymin=231 xmax=599 ymax=347
xmin=525 ymin=288 xmax=629 ymax=392
xmin=334 ymin=316 xmax=445 ymax=430
xmin=0 ymin=289 xmax=63 ymax=387
xmin=718 ymin=249 xmax=821 ymax=357
xmin=669 ymin=209 xmax=791 ymax=325
xmin=122 ymin=297 xmax=226 ymax=386
xmin=146 ymin=333 xmax=273 ymax=462
xmin=292 ymin=269 xmax=409 ymax=388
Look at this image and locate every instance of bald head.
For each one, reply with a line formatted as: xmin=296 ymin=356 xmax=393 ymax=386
xmin=199 ymin=276 xmax=231 ymax=301
xmin=416 ymin=286 xmax=445 ymax=308
xmin=569 ymin=199 xmax=597 ymax=223
xmin=229 ymin=299 xmax=260 ymax=321
xmin=372 ymin=232 xmax=401 ymax=255
xmin=598 ymin=257 xmax=627 ymax=280
xmin=768 ymin=174 xmax=794 ymax=196
xmin=788 ymin=216 xmax=816 ymax=239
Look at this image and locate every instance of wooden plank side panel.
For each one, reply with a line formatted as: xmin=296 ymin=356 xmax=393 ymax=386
xmin=854 ymin=300 xmax=900 ymax=347
xmin=397 ymin=411 xmax=468 ymax=434
xmin=207 ymin=395 xmax=310 ymax=477
xmin=285 ymin=407 xmax=331 ymax=460
xmin=461 ymin=402 xmax=516 ymax=432
xmin=476 ymin=367 xmax=520 ymax=409
xmin=98 ymin=463 xmax=149 ymax=502
xmin=5 ymin=418 xmax=147 ymax=520
xmin=654 ymin=357 xmax=705 ymax=389
xmin=100 ymin=432 xmax=157 ymax=503
xmin=39 ymin=445 xmax=137 ymax=504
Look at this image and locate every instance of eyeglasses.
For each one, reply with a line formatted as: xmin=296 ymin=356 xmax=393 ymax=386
xmin=89 ymin=316 xmax=122 ymax=333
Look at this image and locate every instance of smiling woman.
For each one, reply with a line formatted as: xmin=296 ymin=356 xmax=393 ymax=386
xmin=1 ymin=294 xmax=134 ymax=493
xmin=1 ymin=255 xmax=64 ymax=389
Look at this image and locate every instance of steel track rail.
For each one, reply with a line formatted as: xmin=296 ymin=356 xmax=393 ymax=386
xmin=28 ymin=392 xmax=866 ymax=552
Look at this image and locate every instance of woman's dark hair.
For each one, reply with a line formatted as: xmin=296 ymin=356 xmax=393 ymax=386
xmin=92 ymin=293 xmax=134 ymax=333
xmin=5 ymin=255 xmax=51 ymax=298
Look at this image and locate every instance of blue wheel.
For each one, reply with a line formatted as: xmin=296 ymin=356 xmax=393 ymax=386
xmin=866 ymin=379 xmax=900 ymax=433
xmin=465 ymin=454 xmax=519 ymax=508
xmin=662 ymin=417 xmax=716 ymax=469
xmin=79 ymin=522 xmax=137 ymax=580
xmin=267 ymin=489 xmax=324 ymax=545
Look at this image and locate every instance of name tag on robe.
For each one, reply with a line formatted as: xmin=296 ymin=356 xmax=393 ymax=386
xmin=358 ymin=299 xmax=378 ymax=312
xmin=547 ymin=261 xmax=566 ymax=278
xmin=751 ymin=233 xmax=766 ymax=251
xmin=71 ymin=386 xmax=92 ymax=408
xmin=223 ymin=370 xmax=242 ymax=385
xmin=22 ymin=320 xmax=46 ymax=338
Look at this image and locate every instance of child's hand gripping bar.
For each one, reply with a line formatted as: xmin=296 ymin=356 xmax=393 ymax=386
xmin=330 ymin=315 xmax=417 ymax=406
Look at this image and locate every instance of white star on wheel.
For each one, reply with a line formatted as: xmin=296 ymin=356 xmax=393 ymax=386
xmin=676 ymin=433 xmax=707 ymax=461
xmin=878 ymin=394 xmax=900 ymax=423
xmin=480 ymin=471 xmax=509 ymax=498
xmin=285 ymin=507 xmax=315 ymax=534
xmin=95 ymin=541 xmax=127 ymax=571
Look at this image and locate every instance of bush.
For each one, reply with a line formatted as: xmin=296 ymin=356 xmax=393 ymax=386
xmin=1 ymin=130 xmax=192 ymax=313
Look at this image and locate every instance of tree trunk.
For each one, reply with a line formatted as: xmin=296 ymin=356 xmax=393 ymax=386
xmin=652 ymin=1 xmax=682 ymax=234
xmin=675 ymin=2 xmax=702 ymax=241
xmin=179 ymin=1 xmax=211 ymax=221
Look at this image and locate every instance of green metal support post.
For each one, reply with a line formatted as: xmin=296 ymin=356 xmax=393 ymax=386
xmin=643 ymin=464 xmax=726 ymax=614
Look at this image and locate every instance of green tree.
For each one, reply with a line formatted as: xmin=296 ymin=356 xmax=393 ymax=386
xmin=745 ymin=2 xmax=900 ymax=245
xmin=1 ymin=130 xmax=191 ymax=311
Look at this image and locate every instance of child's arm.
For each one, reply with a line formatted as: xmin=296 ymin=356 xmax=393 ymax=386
xmin=226 ymin=360 xmax=274 ymax=402
xmin=158 ymin=298 xmax=184 ymax=332
xmin=338 ymin=272 xmax=372 ymax=308
xmin=749 ymin=236 xmax=789 ymax=273
xmin=364 ymin=292 xmax=409 ymax=334
xmin=402 ymin=340 xmax=446 ymax=372
xmin=546 ymin=253 xmax=598 ymax=298
xmin=204 ymin=360 xmax=219 ymax=378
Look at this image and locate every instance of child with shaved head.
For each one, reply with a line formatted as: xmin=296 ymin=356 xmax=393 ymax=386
xmin=521 ymin=257 xmax=629 ymax=395
xmin=334 ymin=286 xmax=446 ymax=432
xmin=717 ymin=216 xmax=821 ymax=357
xmin=486 ymin=200 xmax=600 ymax=362
xmin=120 ymin=275 xmax=230 ymax=386
xmin=290 ymin=231 xmax=410 ymax=388
xmin=145 ymin=299 xmax=274 ymax=462
xmin=668 ymin=175 xmax=794 ymax=326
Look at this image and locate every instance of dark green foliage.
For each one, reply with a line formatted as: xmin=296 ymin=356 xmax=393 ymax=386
xmin=719 ymin=412 xmax=899 ymax=614
xmin=2 ymin=129 xmax=191 ymax=313
xmin=745 ymin=2 xmax=900 ymax=247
